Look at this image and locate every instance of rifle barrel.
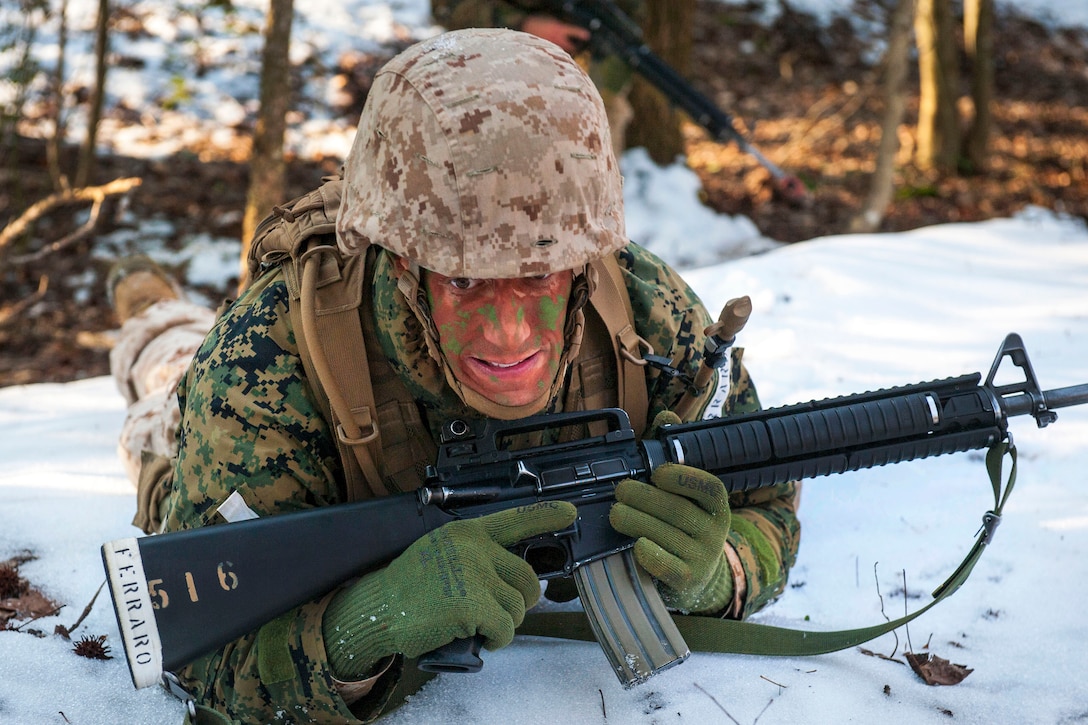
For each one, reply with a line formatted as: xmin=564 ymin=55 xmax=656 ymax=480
xmin=1003 ymin=383 xmax=1088 ymax=419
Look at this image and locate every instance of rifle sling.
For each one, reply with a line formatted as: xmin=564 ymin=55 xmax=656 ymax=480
xmin=522 ymin=440 xmax=1017 ymax=658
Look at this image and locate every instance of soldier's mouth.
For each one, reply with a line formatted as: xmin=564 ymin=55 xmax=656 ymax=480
xmin=458 ymin=350 xmax=555 ymax=406
xmin=473 ymin=352 xmax=539 ymax=373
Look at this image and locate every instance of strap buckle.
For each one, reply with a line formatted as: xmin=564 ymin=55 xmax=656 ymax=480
xmin=976 ymin=510 xmax=1002 ymax=546
xmin=642 ymin=353 xmax=695 ymax=388
xmin=161 ymin=671 xmax=197 ymax=719
xmin=337 ymin=414 xmax=379 ymax=447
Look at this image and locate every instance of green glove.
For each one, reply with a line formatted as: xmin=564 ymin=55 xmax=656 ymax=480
xmin=322 ymin=501 xmax=577 ymax=680
xmin=610 ymin=448 xmax=733 ymax=614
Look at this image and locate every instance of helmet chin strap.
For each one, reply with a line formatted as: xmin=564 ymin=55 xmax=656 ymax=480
xmin=394 ymin=261 xmax=592 ymax=420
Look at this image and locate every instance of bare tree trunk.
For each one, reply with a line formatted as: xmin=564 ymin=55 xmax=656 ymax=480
xmin=47 ymin=0 xmax=70 ymax=192
xmin=625 ymin=0 xmax=692 ymax=164
xmin=963 ymin=0 xmax=993 ymax=172
xmin=75 ymin=0 xmax=108 ymax=188
xmin=239 ymin=0 xmax=294 ymax=292
xmin=849 ymin=0 xmax=915 ymax=233
xmin=914 ymin=0 xmax=959 ymax=171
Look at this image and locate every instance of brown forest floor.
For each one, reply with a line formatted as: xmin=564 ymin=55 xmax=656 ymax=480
xmin=2 ymin=2 xmax=1086 ymax=388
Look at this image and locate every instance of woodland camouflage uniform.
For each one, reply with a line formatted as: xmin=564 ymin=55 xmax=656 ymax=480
xmin=143 ymin=29 xmax=800 ymax=724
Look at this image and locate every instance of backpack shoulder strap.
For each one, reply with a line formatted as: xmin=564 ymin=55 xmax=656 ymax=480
xmin=249 ymin=176 xmax=389 ymax=501
xmin=588 ymin=253 xmax=650 ymax=436
xmin=287 ymin=248 xmax=390 ymax=500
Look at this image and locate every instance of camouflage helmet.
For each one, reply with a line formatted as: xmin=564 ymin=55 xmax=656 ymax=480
xmin=335 ymin=28 xmax=627 ymax=278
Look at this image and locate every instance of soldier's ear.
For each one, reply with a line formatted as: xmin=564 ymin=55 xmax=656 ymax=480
xmin=392 ymin=255 xmax=410 ymax=276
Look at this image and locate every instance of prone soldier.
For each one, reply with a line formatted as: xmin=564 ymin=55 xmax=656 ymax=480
xmin=107 ymin=29 xmax=800 ymax=723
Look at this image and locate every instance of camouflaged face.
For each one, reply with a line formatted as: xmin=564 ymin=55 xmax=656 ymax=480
xmin=336 ymin=28 xmax=627 ymax=279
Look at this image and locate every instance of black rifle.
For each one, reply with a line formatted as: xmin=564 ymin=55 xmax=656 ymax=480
xmin=102 ymin=333 xmax=1088 ymax=690
xmin=530 ymin=0 xmax=809 ymax=203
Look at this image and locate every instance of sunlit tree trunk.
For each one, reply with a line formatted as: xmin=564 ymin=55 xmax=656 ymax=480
xmin=914 ymin=0 xmax=959 ymax=171
xmin=75 ymin=0 xmax=108 ymax=187
xmin=626 ymin=0 xmax=692 ymax=164
xmin=239 ymin=0 xmax=293 ymax=292
xmin=849 ymin=0 xmax=915 ymax=233
xmin=963 ymin=0 xmax=994 ymax=172
xmin=47 ymin=0 xmax=70 ymax=191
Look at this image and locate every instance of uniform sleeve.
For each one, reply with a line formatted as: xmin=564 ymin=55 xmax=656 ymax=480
xmin=618 ymin=243 xmax=801 ymax=618
xmin=163 ymin=272 xmax=401 ymax=723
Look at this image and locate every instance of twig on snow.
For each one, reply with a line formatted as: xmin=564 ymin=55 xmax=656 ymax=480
xmin=693 ymin=682 xmax=741 ymax=725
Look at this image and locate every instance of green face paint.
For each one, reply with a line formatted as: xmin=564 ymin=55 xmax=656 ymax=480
xmin=539 ymin=294 xmax=566 ymax=331
xmin=438 ymin=324 xmax=464 ymax=356
xmin=423 ymin=272 xmax=574 ymax=409
xmin=477 ymin=304 xmax=499 ymax=327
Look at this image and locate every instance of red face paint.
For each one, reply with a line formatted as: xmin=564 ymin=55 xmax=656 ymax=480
xmin=424 ymin=271 xmax=572 ymax=408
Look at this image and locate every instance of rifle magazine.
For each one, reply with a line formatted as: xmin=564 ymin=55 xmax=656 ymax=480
xmin=574 ymin=550 xmax=689 ymax=688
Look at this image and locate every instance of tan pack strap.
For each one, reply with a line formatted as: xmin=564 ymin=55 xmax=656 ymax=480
xmin=294 ymin=245 xmax=389 ymax=499
xmin=590 ymin=256 xmax=650 ymax=435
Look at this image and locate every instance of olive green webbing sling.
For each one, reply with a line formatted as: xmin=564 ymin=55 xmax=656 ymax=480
xmin=521 ymin=441 xmax=1017 ymax=658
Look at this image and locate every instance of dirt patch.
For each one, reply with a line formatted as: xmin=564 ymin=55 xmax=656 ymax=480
xmin=2 ymin=2 xmax=1086 ymax=388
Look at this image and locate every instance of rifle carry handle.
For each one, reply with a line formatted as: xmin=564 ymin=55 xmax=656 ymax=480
xmin=417 ymin=634 xmax=485 ymax=673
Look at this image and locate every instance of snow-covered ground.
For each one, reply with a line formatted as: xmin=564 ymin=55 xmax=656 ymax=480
xmin=3 ymin=1 xmax=1088 ymax=724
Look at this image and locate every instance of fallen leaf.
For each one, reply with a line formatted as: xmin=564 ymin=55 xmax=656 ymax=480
xmin=0 ymin=588 xmax=60 ymax=621
xmin=905 ymin=652 xmax=973 ymax=686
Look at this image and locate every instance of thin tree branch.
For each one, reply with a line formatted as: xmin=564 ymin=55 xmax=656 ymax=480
xmin=0 ymin=276 xmax=49 ymax=329
xmin=0 ymin=176 xmax=141 ymax=253
xmin=10 ymin=196 xmax=104 ymax=265
xmin=55 ymin=580 xmax=106 ymax=639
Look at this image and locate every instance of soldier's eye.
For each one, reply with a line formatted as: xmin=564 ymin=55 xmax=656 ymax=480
xmin=449 ymin=278 xmax=480 ymax=290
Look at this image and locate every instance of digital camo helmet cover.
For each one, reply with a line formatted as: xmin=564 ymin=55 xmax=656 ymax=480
xmin=335 ymin=28 xmax=627 ymax=278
